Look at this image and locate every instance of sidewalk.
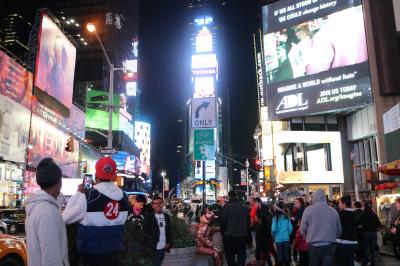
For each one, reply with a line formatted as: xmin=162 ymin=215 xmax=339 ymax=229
xmin=380 ymin=243 xmax=396 ymax=257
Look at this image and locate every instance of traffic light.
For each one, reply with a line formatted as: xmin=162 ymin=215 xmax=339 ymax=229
xmin=65 ymin=136 xmax=74 ymax=152
xmin=255 ymin=159 xmax=261 ymax=171
xmin=83 ymin=162 xmax=88 ymax=173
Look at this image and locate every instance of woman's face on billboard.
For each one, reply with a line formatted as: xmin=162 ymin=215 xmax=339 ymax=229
xmin=53 ymin=36 xmax=63 ymax=64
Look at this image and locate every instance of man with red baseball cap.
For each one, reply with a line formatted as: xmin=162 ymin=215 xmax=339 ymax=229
xmin=63 ymin=157 xmax=129 ymax=266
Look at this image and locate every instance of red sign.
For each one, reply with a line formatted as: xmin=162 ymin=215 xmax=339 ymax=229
xmin=0 ymin=50 xmax=33 ymax=109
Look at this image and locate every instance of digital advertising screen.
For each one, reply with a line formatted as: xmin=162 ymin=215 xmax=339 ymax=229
xmin=86 ymin=89 xmax=119 ymax=130
xmin=262 ymin=0 xmax=373 ymax=119
xmin=34 ymin=12 xmax=76 ymax=110
xmin=0 ymin=95 xmax=31 ymax=163
xmin=0 ymin=50 xmax=33 ymax=109
xmin=134 ymin=121 xmax=151 ymax=176
xmin=28 ymin=114 xmax=79 ymax=178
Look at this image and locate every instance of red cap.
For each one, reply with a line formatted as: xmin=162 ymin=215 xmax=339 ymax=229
xmin=95 ymin=157 xmax=117 ymax=181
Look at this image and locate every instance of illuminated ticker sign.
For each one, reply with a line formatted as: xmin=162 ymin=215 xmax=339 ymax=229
xmin=195 ymin=16 xmax=213 ymax=26
xmin=192 ymin=54 xmax=217 ymax=69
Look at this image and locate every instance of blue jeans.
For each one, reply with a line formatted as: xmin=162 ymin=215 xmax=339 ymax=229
xmin=362 ymin=232 xmax=378 ymax=266
xmin=335 ymin=243 xmax=356 ymax=266
xmin=309 ymin=243 xmax=336 ymax=266
xmin=153 ymin=249 xmax=165 ymax=266
xmin=276 ymin=241 xmax=290 ymax=263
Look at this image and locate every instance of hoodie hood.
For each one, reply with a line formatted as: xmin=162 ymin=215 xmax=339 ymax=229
xmin=312 ymin=189 xmax=327 ymax=205
xmin=25 ymin=190 xmax=60 ymax=216
xmin=94 ymin=182 xmax=123 ymax=201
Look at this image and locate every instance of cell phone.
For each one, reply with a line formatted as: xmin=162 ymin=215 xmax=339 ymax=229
xmin=83 ymin=174 xmax=94 ymax=190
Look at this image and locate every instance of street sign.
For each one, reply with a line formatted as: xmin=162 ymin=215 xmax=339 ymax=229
xmin=193 ymin=129 xmax=215 ymax=160
xmin=194 ymin=160 xmax=215 ymax=180
xmin=191 ymin=97 xmax=217 ymax=128
xmin=99 ymin=148 xmax=118 ymax=154
xmin=240 ymin=169 xmax=247 ymax=186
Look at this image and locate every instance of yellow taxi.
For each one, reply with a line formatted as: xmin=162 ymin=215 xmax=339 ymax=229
xmin=0 ymin=234 xmax=27 ymax=266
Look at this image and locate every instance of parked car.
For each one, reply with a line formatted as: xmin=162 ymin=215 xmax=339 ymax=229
xmin=0 ymin=221 xmax=7 ymax=234
xmin=0 ymin=234 xmax=27 ymax=266
xmin=0 ymin=209 xmax=25 ymax=234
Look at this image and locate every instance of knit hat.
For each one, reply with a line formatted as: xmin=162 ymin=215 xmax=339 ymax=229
xmin=36 ymin=158 xmax=62 ymax=185
xmin=274 ymin=201 xmax=285 ymax=213
xmin=95 ymin=157 xmax=117 ymax=181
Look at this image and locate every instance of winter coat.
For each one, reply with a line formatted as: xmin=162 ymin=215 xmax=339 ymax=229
xmin=62 ymin=182 xmax=129 ymax=256
xmin=357 ymin=209 xmax=381 ymax=233
xmin=221 ymin=199 xmax=250 ymax=237
xmin=271 ymin=215 xmax=293 ymax=243
xmin=294 ymin=228 xmax=308 ymax=252
xmin=25 ymin=190 xmax=69 ymax=266
xmin=300 ymin=189 xmax=342 ymax=245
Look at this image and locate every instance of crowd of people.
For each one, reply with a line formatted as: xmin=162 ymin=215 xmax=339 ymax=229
xmin=25 ymin=157 xmax=172 ymax=266
xmin=190 ymin=189 xmax=400 ymax=266
xmin=24 ymin=157 xmax=400 ymax=266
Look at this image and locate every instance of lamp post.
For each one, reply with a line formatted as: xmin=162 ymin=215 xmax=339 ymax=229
xmin=161 ymin=170 xmax=166 ymax=200
xmin=245 ymin=159 xmax=249 ymax=199
xmin=254 ymin=125 xmax=262 ymax=193
xmin=87 ymin=23 xmax=122 ymax=149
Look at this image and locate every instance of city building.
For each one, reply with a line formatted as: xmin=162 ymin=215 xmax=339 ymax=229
xmin=183 ymin=0 xmax=231 ymax=200
xmin=256 ymin=0 xmax=400 ymax=207
xmin=0 ymin=13 xmax=32 ymax=62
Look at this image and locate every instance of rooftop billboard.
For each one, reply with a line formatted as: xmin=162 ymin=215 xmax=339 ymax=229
xmin=262 ymin=0 xmax=373 ymax=119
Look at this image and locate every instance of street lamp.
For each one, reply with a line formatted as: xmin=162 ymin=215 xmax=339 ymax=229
xmin=245 ymin=159 xmax=249 ymax=199
xmin=86 ymin=23 xmax=122 ymax=149
xmin=161 ymin=170 xmax=166 ymax=200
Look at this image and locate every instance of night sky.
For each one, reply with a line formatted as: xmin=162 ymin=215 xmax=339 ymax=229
xmin=139 ymin=0 xmax=260 ymax=189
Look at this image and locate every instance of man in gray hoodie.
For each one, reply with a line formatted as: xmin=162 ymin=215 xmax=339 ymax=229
xmin=25 ymin=158 xmax=69 ymax=266
xmin=300 ymin=189 xmax=341 ymax=266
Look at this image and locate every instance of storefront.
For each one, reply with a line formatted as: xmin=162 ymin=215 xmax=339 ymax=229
xmin=0 ymin=163 xmax=24 ymax=207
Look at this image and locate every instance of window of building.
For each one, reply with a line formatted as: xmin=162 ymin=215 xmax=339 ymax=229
xmin=284 ymin=142 xmax=331 ymax=171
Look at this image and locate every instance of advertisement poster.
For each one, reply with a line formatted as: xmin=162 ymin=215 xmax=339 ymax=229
xmin=24 ymin=170 xmax=40 ymax=196
xmin=262 ymin=0 xmax=373 ymax=119
xmin=112 ymin=151 xmax=139 ymax=174
xmin=0 ymin=50 xmax=33 ymax=109
xmin=28 ymin=115 xmax=79 ymax=178
xmin=0 ymin=95 xmax=31 ymax=163
xmin=134 ymin=121 xmax=151 ymax=176
xmin=86 ymin=89 xmax=119 ymax=130
xmin=34 ymin=13 xmax=76 ymax=110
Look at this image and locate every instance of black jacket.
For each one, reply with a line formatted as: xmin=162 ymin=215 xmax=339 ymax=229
xmin=357 ymin=210 xmax=381 ymax=233
xmin=221 ymin=199 xmax=250 ymax=237
xmin=338 ymin=209 xmax=357 ymax=241
xmin=143 ymin=212 xmax=172 ymax=250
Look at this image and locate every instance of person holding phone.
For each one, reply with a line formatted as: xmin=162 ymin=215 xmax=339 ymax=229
xmin=62 ymin=157 xmax=129 ymax=266
xmin=144 ymin=197 xmax=172 ymax=266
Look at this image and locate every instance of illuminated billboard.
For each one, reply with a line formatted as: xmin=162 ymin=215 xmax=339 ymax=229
xmin=196 ymin=26 xmax=213 ymax=52
xmin=0 ymin=95 xmax=31 ymax=163
xmin=275 ymin=131 xmax=344 ymax=184
xmin=126 ymin=82 xmax=137 ymax=96
xmin=134 ymin=121 xmax=151 ymax=176
xmin=29 ymin=115 xmax=79 ymax=178
xmin=0 ymin=50 xmax=33 ymax=109
xmin=194 ymin=76 xmax=215 ymax=98
xmin=262 ymin=0 xmax=373 ymax=119
xmin=192 ymin=54 xmax=217 ymax=70
xmin=34 ymin=12 xmax=76 ymax=110
xmin=86 ymin=89 xmax=119 ymax=130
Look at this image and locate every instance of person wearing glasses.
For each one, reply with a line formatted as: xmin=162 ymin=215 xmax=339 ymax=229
xmin=144 ymin=197 xmax=172 ymax=266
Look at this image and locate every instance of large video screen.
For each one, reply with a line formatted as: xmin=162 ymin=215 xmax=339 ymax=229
xmin=28 ymin=114 xmax=79 ymax=178
xmin=0 ymin=50 xmax=33 ymax=109
xmin=0 ymin=95 xmax=31 ymax=163
xmin=86 ymin=89 xmax=119 ymax=130
xmin=262 ymin=0 xmax=373 ymax=119
xmin=34 ymin=13 xmax=76 ymax=110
